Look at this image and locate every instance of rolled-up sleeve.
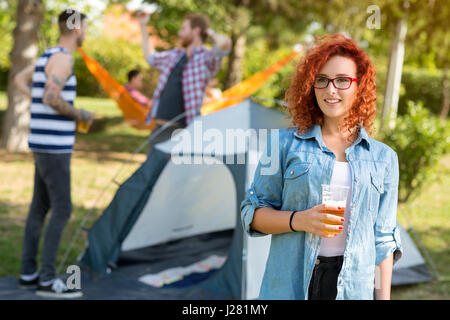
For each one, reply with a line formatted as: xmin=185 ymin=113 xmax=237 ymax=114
xmin=146 ymin=49 xmax=176 ymax=70
xmin=374 ymin=150 xmax=403 ymax=265
xmin=240 ymin=132 xmax=283 ymax=237
xmin=205 ymin=45 xmax=230 ymax=76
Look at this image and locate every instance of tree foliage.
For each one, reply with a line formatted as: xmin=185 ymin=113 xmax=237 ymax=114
xmin=381 ymin=101 xmax=450 ymax=203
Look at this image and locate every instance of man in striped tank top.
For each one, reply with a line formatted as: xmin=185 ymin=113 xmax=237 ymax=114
xmin=14 ymin=9 xmax=94 ymax=298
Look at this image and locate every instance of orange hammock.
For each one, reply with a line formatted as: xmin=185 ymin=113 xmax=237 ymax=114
xmin=201 ymin=51 xmax=300 ymax=115
xmin=77 ymin=48 xmax=155 ymax=130
xmin=77 ymin=48 xmax=300 ymax=130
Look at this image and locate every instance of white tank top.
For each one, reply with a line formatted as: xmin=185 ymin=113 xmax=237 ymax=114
xmin=318 ymin=161 xmax=352 ymax=257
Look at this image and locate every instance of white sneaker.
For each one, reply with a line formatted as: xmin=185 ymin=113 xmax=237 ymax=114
xmin=36 ymin=278 xmax=83 ymax=299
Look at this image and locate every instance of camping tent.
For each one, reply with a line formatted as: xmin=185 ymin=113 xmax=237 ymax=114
xmin=78 ymin=99 xmax=433 ymax=300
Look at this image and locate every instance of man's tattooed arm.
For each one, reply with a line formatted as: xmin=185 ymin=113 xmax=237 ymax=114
xmin=42 ymin=53 xmax=94 ymax=123
xmin=43 ymin=74 xmax=93 ymax=122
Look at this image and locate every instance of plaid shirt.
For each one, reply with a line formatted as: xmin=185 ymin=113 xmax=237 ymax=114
xmin=146 ymin=46 xmax=228 ymax=125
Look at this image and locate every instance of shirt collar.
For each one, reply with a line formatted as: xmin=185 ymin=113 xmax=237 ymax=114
xmin=193 ymin=46 xmax=205 ymax=53
xmin=358 ymin=126 xmax=371 ymax=150
xmin=293 ymin=124 xmax=371 ymax=151
xmin=181 ymin=46 xmax=206 ymax=56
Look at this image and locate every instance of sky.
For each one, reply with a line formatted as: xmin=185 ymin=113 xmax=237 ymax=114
xmin=43 ymin=0 xmax=159 ymax=32
xmin=45 ymin=0 xmax=158 ymax=17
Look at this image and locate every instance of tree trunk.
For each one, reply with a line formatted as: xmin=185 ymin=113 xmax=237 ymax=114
xmin=1 ymin=0 xmax=44 ymax=152
xmin=440 ymin=62 xmax=449 ymax=121
xmin=224 ymin=30 xmax=247 ymax=89
xmin=380 ymin=13 xmax=408 ymax=132
xmin=223 ymin=5 xmax=250 ymax=90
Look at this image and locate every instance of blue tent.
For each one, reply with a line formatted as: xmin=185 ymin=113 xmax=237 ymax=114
xmin=79 ymin=99 xmax=290 ymax=299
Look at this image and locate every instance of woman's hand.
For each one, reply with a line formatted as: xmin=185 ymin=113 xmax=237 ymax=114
xmin=292 ymin=203 xmax=345 ymax=238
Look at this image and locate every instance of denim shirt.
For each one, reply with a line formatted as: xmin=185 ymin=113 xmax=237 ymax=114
xmin=240 ymin=125 xmax=403 ymax=300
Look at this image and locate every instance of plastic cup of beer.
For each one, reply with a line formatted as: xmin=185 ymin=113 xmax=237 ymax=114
xmin=77 ymin=121 xmax=91 ymax=134
xmin=321 ymin=184 xmax=350 ymax=234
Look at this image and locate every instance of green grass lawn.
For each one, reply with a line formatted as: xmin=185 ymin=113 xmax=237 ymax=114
xmin=0 ymin=91 xmax=149 ymax=279
xmin=0 ymin=91 xmax=449 ymax=299
xmin=392 ymin=157 xmax=450 ymax=299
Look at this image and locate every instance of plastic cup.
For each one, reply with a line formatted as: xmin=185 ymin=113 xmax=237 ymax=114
xmin=77 ymin=121 xmax=91 ymax=134
xmin=321 ymin=184 xmax=350 ymax=234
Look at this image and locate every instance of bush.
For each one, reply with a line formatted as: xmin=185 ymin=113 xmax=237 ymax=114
xmin=398 ymin=67 xmax=443 ymax=116
xmin=74 ymin=36 xmax=159 ymax=98
xmin=239 ymin=38 xmax=295 ymax=111
xmin=381 ymin=101 xmax=450 ymax=203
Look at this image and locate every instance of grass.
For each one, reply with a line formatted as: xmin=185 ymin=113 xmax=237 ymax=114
xmin=391 ymin=158 xmax=450 ymax=299
xmin=0 ymin=91 xmax=149 ymax=278
xmin=0 ymin=91 xmax=449 ymax=299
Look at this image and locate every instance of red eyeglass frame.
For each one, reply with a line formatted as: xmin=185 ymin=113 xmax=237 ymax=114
xmin=313 ymin=77 xmax=359 ymax=90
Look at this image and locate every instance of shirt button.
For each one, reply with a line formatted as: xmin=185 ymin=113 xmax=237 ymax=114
xmin=250 ymin=191 xmax=254 ymax=195
xmin=355 ymin=177 xmax=359 ymax=182
xmin=290 ymin=170 xmax=294 ymax=175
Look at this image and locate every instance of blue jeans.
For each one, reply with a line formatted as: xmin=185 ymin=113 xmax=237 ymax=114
xmin=21 ymin=152 xmax=72 ymax=282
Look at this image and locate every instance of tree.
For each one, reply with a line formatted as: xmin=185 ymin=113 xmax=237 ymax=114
xmin=223 ymin=3 xmax=250 ymax=89
xmin=1 ymin=0 xmax=44 ymax=152
xmin=146 ymin=0 xmax=313 ymax=89
xmin=380 ymin=3 xmax=409 ymax=131
xmin=379 ymin=0 xmax=450 ymax=125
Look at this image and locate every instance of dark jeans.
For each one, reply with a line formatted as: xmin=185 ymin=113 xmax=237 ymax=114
xmin=308 ymin=256 xmax=344 ymax=300
xmin=147 ymin=123 xmax=184 ymax=156
xmin=21 ymin=152 xmax=72 ymax=282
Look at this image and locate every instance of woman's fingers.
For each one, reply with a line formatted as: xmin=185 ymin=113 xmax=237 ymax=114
xmin=310 ymin=218 xmax=341 ymax=237
xmin=323 ymin=203 xmax=342 ymax=212
xmin=322 ymin=213 xmax=345 ymax=224
xmin=321 ymin=222 xmax=343 ymax=232
xmin=314 ymin=203 xmax=327 ymax=212
xmin=307 ymin=204 xmax=345 ymax=237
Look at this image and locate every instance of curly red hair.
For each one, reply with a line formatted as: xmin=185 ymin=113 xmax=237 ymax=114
xmin=285 ymin=34 xmax=377 ymax=138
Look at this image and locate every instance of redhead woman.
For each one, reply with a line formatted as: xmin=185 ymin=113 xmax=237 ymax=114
xmin=240 ymin=34 xmax=402 ymax=300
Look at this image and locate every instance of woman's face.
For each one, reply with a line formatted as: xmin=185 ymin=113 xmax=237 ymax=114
xmin=314 ymin=55 xmax=358 ymax=122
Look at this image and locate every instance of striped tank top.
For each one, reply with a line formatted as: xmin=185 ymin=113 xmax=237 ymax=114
xmin=28 ymin=47 xmax=77 ymax=153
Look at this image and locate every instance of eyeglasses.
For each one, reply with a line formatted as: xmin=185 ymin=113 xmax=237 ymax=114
xmin=313 ymin=77 xmax=359 ymax=90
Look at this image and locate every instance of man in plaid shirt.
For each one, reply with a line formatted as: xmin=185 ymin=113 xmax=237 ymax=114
xmin=138 ymin=12 xmax=231 ymax=153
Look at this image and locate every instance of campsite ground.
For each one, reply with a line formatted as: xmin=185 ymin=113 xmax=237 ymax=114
xmin=0 ymin=92 xmax=449 ymax=299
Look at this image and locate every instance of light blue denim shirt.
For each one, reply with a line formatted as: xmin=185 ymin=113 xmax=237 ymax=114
xmin=240 ymin=124 xmax=403 ymax=300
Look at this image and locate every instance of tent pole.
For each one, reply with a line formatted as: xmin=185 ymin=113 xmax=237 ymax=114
xmin=57 ymin=112 xmax=188 ymax=274
xmin=57 ymin=98 xmax=286 ymax=274
xmin=57 ymin=136 xmax=150 ymax=274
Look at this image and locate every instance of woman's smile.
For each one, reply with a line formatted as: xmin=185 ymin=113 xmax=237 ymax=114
xmin=324 ymin=97 xmax=342 ymax=105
